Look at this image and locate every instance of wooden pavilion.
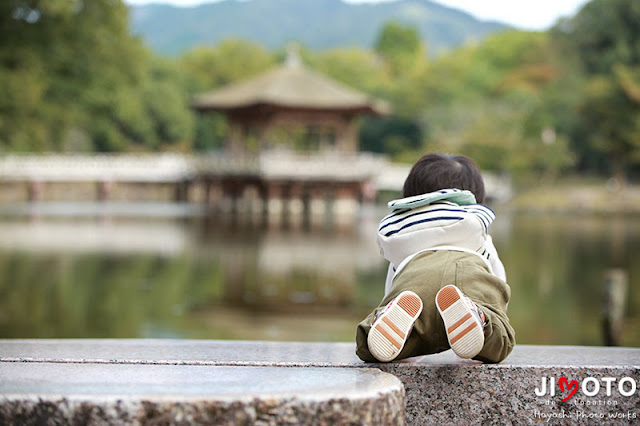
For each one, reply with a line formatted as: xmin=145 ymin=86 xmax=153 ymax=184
xmin=189 ymin=50 xmax=389 ymax=227
xmin=190 ymin=49 xmax=389 ymax=154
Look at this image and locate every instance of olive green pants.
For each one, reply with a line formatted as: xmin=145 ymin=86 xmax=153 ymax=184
xmin=356 ymin=250 xmax=515 ymax=363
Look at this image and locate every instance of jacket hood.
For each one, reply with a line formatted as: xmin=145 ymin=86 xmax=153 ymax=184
xmin=377 ymin=189 xmax=495 ymax=268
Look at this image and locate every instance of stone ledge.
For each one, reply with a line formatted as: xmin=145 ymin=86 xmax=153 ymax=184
xmin=2 ymin=339 xmax=638 ymax=367
xmin=0 ymin=363 xmax=404 ymax=425
xmin=1 ymin=340 xmax=639 ymax=425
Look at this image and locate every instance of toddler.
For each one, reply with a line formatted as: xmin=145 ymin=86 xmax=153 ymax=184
xmin=356 ymin=153 xmax=515 ymax=363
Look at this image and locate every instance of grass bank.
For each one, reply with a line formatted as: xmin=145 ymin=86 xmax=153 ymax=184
xmin=507 ymin=177 xmax=640 ymax=214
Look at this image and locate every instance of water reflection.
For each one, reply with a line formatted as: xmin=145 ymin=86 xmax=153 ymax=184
xmin=497 ymin=213 xmax=640 ymax=347
xmin=0 ymin=203 xmax=638 ymax=347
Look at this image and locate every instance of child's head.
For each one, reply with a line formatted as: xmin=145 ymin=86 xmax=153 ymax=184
xmin=403 ymin=153 xmax=485 ymax=203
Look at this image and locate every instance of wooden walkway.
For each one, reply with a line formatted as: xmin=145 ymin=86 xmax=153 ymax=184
xmin=0 ymin=153 xmax=512 ymax=209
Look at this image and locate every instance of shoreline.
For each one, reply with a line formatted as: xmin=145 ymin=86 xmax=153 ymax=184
xmin=498 ymin=179 xmax=640 ymax=215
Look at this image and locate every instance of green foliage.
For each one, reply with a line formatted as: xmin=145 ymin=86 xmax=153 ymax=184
xmin=551 ymin=0 xmax=640 ymax=180
xmin=1 ymin=0 xmax=638 ymax=180
xmin=419 ymin=30 xmax=575 ymax=177
xmin=371 ymin=22 xmax=429 ymax=119
xmin=0 ymin=0 xmax=198 ymax=153
xmin=193 ymin=113 xmax=226 ymax=151
xmin=578 ymin=68 xmax=640 ymax=179
xmin=359 ymin=116 xmax=423 ymax=160
xmin=556 ymin=0 xmax=640 ymax=75
xmin=375 ymin=22 xmax=426 ymax=77
xmin=141 ymin=57 xmax=195 ymax=151
xmin=180 ymin=40 xmax=275 ymax=93
xmin=179 ymin=40 xmax=275 ymax=151
xmin=310 ymin=47 xmax=390 ymax=97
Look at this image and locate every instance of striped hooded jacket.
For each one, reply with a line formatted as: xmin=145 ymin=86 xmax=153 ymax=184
xmin=378 ymin=189 xmax=506 ymax=294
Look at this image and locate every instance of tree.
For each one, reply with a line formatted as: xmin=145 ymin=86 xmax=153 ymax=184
xmin=0 ymin=0 xmax=150 ymax=152
xmin=359 ymin=116 xmax=423 ymax=159
xmin=139 ymin=57 xmax=195 ymax=151
xmin=374 ymin=21 xmax=426 ymax=80
xmin=552 ymin=0 xmax=640 ymax=182
xmin=179 ymin=40 xmax=275 ymax=151
xmin=180 ymin=39 xmax=275 ymax=94
xmin=310 ymin=47 xmax=390 ymax=99
xmin=419 ymin=31 xmax=575 ymax=177
xmin=578 ymin=66 xmax=640 ymax=182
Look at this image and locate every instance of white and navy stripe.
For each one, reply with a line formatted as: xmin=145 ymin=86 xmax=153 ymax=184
xmin=464 ymin=205 xmax=495 ymax=233
xmin=378 ymin=202 xmax=495 ymax=238
xmin=379 ymin=205 xmax=466 ymax=237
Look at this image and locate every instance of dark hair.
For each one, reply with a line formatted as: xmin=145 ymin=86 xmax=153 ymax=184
xmin=402 ymin=153 xmax=485 ymax=203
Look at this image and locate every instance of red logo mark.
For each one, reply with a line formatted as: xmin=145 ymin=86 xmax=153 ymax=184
xmin=558 ymin=377 xmax=579 ymax=402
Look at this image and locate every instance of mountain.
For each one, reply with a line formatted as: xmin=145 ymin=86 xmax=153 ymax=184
xmin=129 ymin=0 xmax=510 ymax=56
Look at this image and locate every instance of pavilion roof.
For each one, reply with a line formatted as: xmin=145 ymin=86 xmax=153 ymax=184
xmin=191 ymin=60 xmax=390 ymax=116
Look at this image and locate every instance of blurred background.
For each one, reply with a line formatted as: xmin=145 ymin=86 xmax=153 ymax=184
xmin=0 ymin=0 xmax=638 ymax=347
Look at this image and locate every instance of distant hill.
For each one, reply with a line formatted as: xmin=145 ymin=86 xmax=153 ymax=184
xmin=129 ymin=0 xmax=511 ymax=56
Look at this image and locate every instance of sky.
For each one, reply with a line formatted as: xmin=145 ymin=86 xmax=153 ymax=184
xmin=123 ymin=0 xmax=592 ymax=31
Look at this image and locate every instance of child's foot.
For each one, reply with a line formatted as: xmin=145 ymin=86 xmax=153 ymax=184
xmin=436 ymin=285 xmax=486 ymax=359
xmin=367 ymin=291 xmax=423 ymax=362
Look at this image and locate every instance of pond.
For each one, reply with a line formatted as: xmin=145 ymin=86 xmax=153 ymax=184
xmin=0 ymin=202 xmax=638 ymax=347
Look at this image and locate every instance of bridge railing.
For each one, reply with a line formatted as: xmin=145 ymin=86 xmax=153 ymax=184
xmin=0 ymin=151 xmax=390 ymax=183
xmin=0 ymin=153 xmax=193 ymax=183
xmin=258 ymin=150 xmax=388 ymax=181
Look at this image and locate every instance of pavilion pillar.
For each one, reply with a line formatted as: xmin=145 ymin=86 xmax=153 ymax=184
xmin=203 ymin=179 xmax=224 ymax=212
xmin=332 ymin=182 xmax=361 ymax=227
xmin=287 ymin=182 xmax=306 ymax=229
xmin=203 ymin=180 xmax=212 ymax=206
xmin=335 ymin=117 xmax=359 ymax=152
xmin=226 ymin=181 xmax=242 ymax=215
xmin=227 ymin=119 xmax=245 ymax=153
xmin=262 ymin=181 xmax=281 ymax=225
xmin=256 ymin=119 xmax=271 ymax=152
xmin=262 ymin=181 xmax=304 ymax=228
xmin=277 ymin=182 xmax=291 ymax=228
xmin=27 ymin=181 xmax=43 ymax=202
xmin=96 ymin=180 xmax=113 ymax=201
xmin=300 ymin=183 xmax=312 ymax=230
xmin=174 ymin=180 xmax=191 ymax=202
xmin=301 ymin=183 xmax=330 ymax=229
